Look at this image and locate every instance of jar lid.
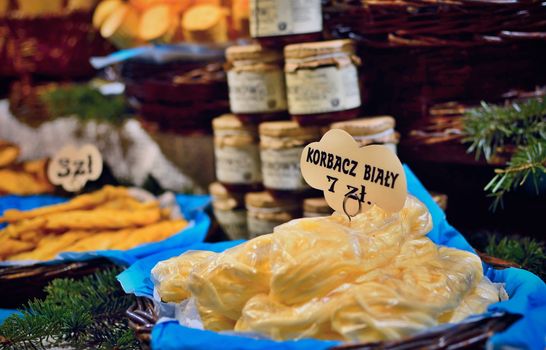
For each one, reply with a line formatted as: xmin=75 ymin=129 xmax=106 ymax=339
xmin=209 ymin=182 xmax=246 ymax=209
xmin=259 ymin=121 xmax=320 ymax=139
xmin=303 ymin=198 xmax=332 ymax=214
xmin=226 ymin=44 xmax=282 ymax=62
xmin=213 ymin=114 xmax=257 ymax=132
xmin=284 ymin=39 xmax=355 ymax=60
xmin=245 ymin=191 xmax=299 ymax=209
xmin=330 ymin=116 xmax=396 ymax=136
xmin=209 ymin=182 xmax=232 ymax=199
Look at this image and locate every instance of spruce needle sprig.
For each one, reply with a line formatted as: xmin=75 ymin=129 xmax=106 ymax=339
xmin=463 ymin=97 xmax=546 ymax=209
xmin=485 ymin=235 xmax=546 ymax=279
xmin=0 ymin=268 xmax=139 ymax=350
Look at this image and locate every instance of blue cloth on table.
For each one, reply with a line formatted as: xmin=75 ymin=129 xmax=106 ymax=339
xmin=118 ymin=166 xmax=546 ymax=350
xmin=0 ymin=194 xmax=211 ymax=266
xmin=0 ymin=194 xmax=211 ymax=322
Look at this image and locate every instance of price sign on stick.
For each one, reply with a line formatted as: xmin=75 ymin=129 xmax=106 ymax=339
xmin=300 ymin=129 xmax=407 ymax=217
xmin=47 ymin=144 xmax=103 ymax=192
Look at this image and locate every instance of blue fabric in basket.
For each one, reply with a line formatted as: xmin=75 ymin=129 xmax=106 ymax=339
xmin=0 ymin=194 xmax=211 ymax=266
xmin=119 ymin=166 xmax=546 ymax=350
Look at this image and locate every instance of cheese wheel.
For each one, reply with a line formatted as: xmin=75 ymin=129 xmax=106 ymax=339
xmin=181 ymin=4 xmax=228 ymax=43
xmin=139 ymin=4 xmax=176 ymax=41
xmin=93 ymin=0 xmax=123 ymax=29
xmin=232 ymin=0 xmax=249 ymax=33
xmin=67 ymin=0 xmax=97 ymax=11
xmin=0 ymin=0 xmax=10 ymax=16
xmin=101 ymin=3 xmax=141 ymax=48
xmin=161 ymin=0 xmax=193 ymax=13
xmin=129 ymin=0 xmax=155 ymax=11
xmin=17 ymin=0 xmax=64 ymax=16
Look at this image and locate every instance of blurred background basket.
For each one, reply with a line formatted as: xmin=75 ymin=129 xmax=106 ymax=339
xmin=323 ymin=0 xmax=546 ymax=134
xmin=0 ymin=8 xmax=112 ymax=82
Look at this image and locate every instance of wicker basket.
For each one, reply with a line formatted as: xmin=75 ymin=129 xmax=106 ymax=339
xmin=125 ymin=63 xmax=230 ymax=135
xmin=126 ymin=253 xmax=520 ymax=349
xmin=322 ymin=0 xmax=546 ymax=134
xmin=0 ymin=10 xmax=112 ymax=79
xmin=401 ymin=87 xmax=546 ymax=165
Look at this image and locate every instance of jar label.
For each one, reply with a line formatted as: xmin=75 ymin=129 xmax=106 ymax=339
xmin=250 ymin=0 xmax=322 ymax=38
xmin=215 ymin=145 xmax=262 ymax=184
xmin=247 ymin=215 xmax=283 ymax=238
xmin=286 ymin=65 xmax=361 ymax=115
xmin=228 ymin=70 xmax=287 ymax=114
xmin=261 ymin=147 xmax=308 ymax=190
xmin=214 ymin=208 xmax=248 ymax=240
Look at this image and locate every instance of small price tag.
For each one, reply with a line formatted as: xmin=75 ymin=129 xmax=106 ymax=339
xmin=300 ymin=129 xmax=407 ymax=217
xmin=47 ymin=144 xmax=103 ymax=192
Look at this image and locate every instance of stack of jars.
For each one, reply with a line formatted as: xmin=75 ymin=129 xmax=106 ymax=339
xmin=211 ymin=0 xmax=400 ymax=239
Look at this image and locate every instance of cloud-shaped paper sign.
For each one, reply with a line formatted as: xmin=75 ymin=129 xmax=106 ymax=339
xmin=300 ymin=129 xmax=407 ymax=216
xmin=47 ymin=144 xmax=103 ymax=192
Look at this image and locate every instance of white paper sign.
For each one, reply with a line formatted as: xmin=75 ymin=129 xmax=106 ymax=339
xmin=300 ymin=129 xmax=407 ymax=216
xmin=47 ymin=144 xmax=103 ymax=192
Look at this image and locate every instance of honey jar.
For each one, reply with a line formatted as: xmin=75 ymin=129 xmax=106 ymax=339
xmin=213 ymin=114 xmax=262 ymax=191
xmin=249 ymin=0 xmax=323 ymax=47
xmin=225 ymin=44 xmax=288 ymax=123
xmin=284 ymin=39 xmax=362 ymax=126
xmin=303 ymin=198 xmax=333 ymax=218
xmin=245 ymin=191 xmax=301 ymax=238
xmin=210 ymin=182 xmax=248 ymax=240
xmin=260 ymin=121 xmax=320 ymax=194
xmin=330 ymin=116 xmax=400 ymax=154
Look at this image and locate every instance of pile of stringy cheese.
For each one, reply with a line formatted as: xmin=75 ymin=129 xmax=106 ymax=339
xmin=152 ymin=195 xmax=499 ymax=342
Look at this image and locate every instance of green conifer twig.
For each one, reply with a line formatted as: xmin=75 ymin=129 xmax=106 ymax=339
xmin=0 ymin=269 xmax=139 ymax=350
xmin=463 ymin=98 xmax=546 ymax=209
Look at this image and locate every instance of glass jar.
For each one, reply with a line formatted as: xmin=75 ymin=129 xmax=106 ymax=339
xmin=209 ymin=182 xmax=248 ymax=240
xmin=284 ymin=39 xmax=362 ymax=126
xmin=225 ymin=44 xmax=288 ymax=123
xmin=260 ymin=121 xmax=320 ymax=195
xmin=246 ymin=191 xmax=301 ymax=238
xmin=303 ymin=198 xmax=333 ymax=218
xmin=213 ymin=114 xmax=263 ymax=191
xmin=250 ymin=0 xmax=323 ymax=48
xmin=330 ymin=116 xmax=400 ymax=154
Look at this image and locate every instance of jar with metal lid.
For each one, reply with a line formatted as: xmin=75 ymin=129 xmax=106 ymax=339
xmin=245 ymin=191 xmax=301 ymax=238
xmin=250 ymin=0 xmax=323 ymax=47
xmin=303 ymin=198 xmax=333 ymax=218
xmin=260 ymin=121 xmax=320 ymax=195
xmin=225 ymin=44 xmax=288 ymax=123
xmin=213 ymin=114 xmax=263 ymax=191
xmin=284 ymin=39 xmax=362 ymax=126
xmin=330 ymin=116 xmax=400 ymax=154
xmin=209 ymin=182 xmax=248 ymax=240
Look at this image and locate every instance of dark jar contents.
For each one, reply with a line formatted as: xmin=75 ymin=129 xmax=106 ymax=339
xmin=225 ymin=44 xmax=289 ymax=124
xmin=284 ymin=39 xmax=363 ymax=126
xmin=212 ymin=114 xmax=263 ymax=193
xmin=259 ymin=120 xmax=320 ymax=196
xmin=250 ymin=0 xmax=323 ymax=48
xmin=235 ymin=111 xmax=289 ymax=125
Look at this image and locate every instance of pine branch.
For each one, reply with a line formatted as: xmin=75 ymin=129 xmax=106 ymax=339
xmin=0 ymin=269 xmax=139 ymax=350
xmin=39 ymin=84 xmax=128 ymax=124
xmin=485 ymin=234 xmax=546 ymax=279
xmin=462 ymin=97 xmax=546 ymax=210
xmin=463 ymin=98 xmax=546 ymax=161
